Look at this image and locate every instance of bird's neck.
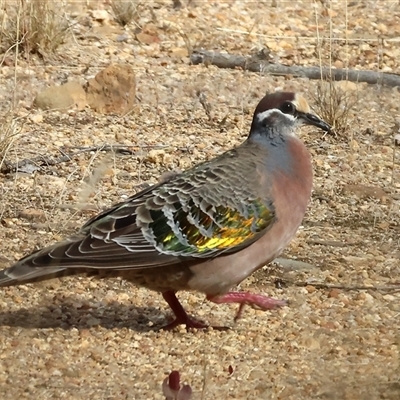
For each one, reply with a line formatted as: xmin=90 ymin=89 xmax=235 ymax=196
xmin=247 ymin=133 xmax=312 ymax=189
xmin=249 ymin=122 xmax=296 ymax=144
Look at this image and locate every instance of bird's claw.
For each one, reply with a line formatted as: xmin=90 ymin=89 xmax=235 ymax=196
xmin=207 ymin=291 xmax=287 ymax=322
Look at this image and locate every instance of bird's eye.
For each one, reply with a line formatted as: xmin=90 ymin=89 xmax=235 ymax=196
xmin=280 ymin=102 xmax=295 ymax=115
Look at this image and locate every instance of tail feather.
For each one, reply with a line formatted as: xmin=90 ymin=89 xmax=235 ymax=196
xmin=0 ymin=241 xmax=83 ymax=287
xmin=0 ymin=236 xmax=73 ymax=286
xmin=0 ymin=241 xmax=129 ymax=287
xmin=0 ymin=263 xmax=84 ymax=286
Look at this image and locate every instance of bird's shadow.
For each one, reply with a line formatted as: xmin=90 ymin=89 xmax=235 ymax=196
xmin=0 ymin=296 xmax=171 ymax=332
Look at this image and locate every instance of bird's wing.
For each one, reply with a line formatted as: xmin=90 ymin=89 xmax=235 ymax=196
xmin=9 ymin=147 xmax=276 ymax=271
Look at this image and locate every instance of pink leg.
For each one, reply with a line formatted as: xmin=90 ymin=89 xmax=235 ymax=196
xmin=207 ymin=292 xmax=287 ymax=322
xmin=161 ymin=291 xmax=209 ymax=330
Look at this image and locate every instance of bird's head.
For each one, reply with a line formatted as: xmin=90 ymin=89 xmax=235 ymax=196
xmin=249 ymin=92 xmax=330 ymax=140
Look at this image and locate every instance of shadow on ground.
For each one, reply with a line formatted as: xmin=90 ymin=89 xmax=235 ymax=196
xmin=0 ymin=297 xmax=172 ymax=332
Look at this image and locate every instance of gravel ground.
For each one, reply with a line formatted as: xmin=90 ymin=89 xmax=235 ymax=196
xmin=0 ymin=1 xmax=400 ymax=399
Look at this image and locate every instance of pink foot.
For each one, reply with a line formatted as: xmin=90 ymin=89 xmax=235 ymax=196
xmin=161 ymin=291 xmax=209 ymax=330
xmin=207 ymin=291 xmax=287 ymax=322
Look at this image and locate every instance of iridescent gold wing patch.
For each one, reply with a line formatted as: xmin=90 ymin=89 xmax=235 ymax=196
xmin=149 ymin=198 xmax=275 ymax=257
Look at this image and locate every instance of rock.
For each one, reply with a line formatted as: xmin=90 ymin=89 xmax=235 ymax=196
xmin=343 ymin=184 xmax=389 ymax=202
xmin=335 ymin=80 xmax=358 ymax=92
xmin=116 ymin=34 xmax=129 ymax=43
xmin=91 ymin=10 xmax=110 ymax=23
xmin=136 ymin=32 xmax=160 ymax=45
xmin=85 ymin=64 xmax=136 ymax=115
xmin=328 ymin=288 xmax=342 ymax=298
xmin=29 ymin=113 xmax=43 ymax=123
xmin=0 ymin=255 xmax=10 ymax=268
xmin=171 ymin=47 xmax=189 ymax=58
xmin=274 ymin=258 xmax=318 ymax=271
xmin=334 ymin=60 xmax=344 ymax=69
xmin=34 ymin=81 xmax=87 ymax=111
xmin=341 ymin=255 xmax=368 ymax=267
xmin=18 ymin=208 xmax=46 ymax=222
xmin=173 ymin=0 xmax=182 ymax=9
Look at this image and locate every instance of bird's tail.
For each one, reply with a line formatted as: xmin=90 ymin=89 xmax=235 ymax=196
xmin=0 ymin=239 xmax=85 ymax=287
xmin=0 ymin=266 xmax=81 ymax=287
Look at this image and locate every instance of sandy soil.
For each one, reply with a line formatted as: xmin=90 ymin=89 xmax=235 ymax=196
xmin=0 ymin=1 xmax=399 ymax=399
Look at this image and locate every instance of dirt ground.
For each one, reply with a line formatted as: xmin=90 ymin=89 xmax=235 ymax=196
xmin=0 ymin=1 xmax=400 ymax=399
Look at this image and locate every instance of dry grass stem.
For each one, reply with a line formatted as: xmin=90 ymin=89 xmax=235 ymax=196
xmin=0 ymin=0 xmax=69 ymax=57
xmin=0 ymin=116 xmax=23 ymax=172
xmin=111 ymin=0 xmax=140 ymax=27
xmin=313 ymin=0 xmax=358 ymax=137
xmin=313 ymin=79 xmax=359 ymax=136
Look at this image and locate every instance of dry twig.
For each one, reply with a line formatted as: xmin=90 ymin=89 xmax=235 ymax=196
xmin=190 ymin=50 xmax=400 ymax=87
xmin=0 ymin=144 xmax=172 ymax=174
xmin=280 ymin=279 xmax=400 ymax=293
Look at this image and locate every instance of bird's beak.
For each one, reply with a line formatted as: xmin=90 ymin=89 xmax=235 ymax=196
xmin=300 ymin=112 xmax=331 ymax=132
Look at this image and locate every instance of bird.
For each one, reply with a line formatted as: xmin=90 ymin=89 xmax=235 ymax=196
xmin=0 ymin=91 xmax=330 ymax=330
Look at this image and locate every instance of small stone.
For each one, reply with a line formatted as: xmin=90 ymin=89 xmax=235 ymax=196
xmin=279 ymin=40 xmax=293 ymax=50
xmin=91 ymin=10 xmax=110 ymax=23
xmin=328 ymin=288 xmax=341 ymax=298
xmin=171 ymin=47 xmax=189 ymax=58
xmin=136 ymin=32 xmax=160 ymax=45
xmin=18 ymin=209 xmax=46 ymax=222
xmin=342 ymin=256 xmax=367 ymax=267
xmin=306 ymin=285 xmax=316 ymax=293
xmin=116 ymin=34 xmax=129 ymax=43
xmin=334 ymin=60 xmax=344 ymax=69
xmin=29 ymin=113 xmax=43 ymax=123
xmin=275 ymin=258 xmax=317 ymax=271
xmin=343 ymin=184 xmax=388 ymax=202
xmin=321 ymin=321 xmax=336 ymax=330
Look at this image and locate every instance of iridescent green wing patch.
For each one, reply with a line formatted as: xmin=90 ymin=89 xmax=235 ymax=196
xmin=149 ymin=198 xmax=274 ymax=257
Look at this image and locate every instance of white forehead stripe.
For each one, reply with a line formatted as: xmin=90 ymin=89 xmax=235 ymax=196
xmin=257 ymin=108 xmax=297 ymax=123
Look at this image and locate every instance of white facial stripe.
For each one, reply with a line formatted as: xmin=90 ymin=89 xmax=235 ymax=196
xmin=257 ymin=108 xmax=297 ymax=123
